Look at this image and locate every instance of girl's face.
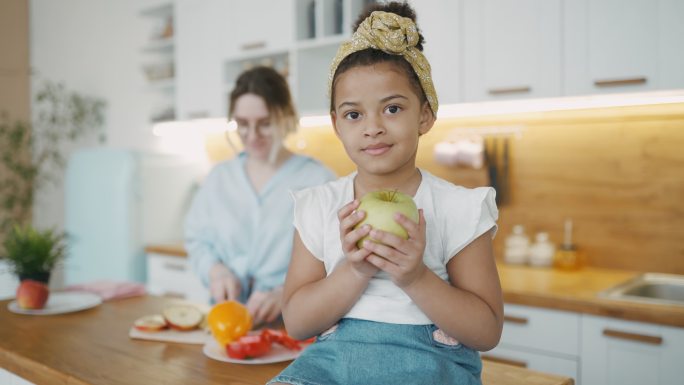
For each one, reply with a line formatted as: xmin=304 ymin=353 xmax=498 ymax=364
xmin=233 ymin=93 xmax=277 ymax=161
xmin=331 ymin=62 xmax=435 ymax=177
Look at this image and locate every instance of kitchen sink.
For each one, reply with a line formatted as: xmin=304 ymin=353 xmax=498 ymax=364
xmin=599 ymin=273 xmax=684 ymax=307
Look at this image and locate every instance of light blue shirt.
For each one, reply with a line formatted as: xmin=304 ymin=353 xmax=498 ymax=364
xmin=184 ymin=152 xmax=335 ymax=303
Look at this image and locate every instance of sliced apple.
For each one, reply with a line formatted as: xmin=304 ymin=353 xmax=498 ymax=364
xmin=133 ymin=314 xmax=168 ymax=332
xmin=163 ymin=305 xmax=203 ymax=331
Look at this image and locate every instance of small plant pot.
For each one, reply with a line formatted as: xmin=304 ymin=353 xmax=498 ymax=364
xmin=18 ymin=271 xmax=51 ymax=284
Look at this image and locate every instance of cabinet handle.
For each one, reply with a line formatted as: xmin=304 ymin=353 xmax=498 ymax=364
xmin=488 ymin=86 xmax=531 ymax=95
xmin=241 ymin=41 xmax=267 ymax=51
xmin=594 ymin=77 xmax=647 ymax=87
xmin=481 ymin=354 xmax=528 ymax=368
xmin=503 ymin=315 xmax=529 ymax=325
xmin=602 ymin=328 xmax=663 ymax=345
xmin=163 ymin=262 xmax=186 ymax=272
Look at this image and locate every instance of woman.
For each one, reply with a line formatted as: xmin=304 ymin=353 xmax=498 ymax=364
xmin=184 ymin=67 xmax=335 ymax=325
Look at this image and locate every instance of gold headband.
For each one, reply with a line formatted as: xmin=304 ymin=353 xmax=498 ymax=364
xmin=328 ymin=11 xmax=438 ymax=115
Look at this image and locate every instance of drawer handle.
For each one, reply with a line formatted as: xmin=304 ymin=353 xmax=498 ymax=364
xmin=503 ymin=315 xmax=529 ymax=325
xmin=488 ymin=86 xmax=531 ymax=95
xmin=602 ymin=329 xmax=663 ymax=345
xmin=481 ymin=354 xmax=528 ymax=368
xmin=594 ymin=77 xmax=647 ymax=87
xmin=163 ymin=262 xmax=187 ymax=272
xmin=241 ymin=41 xmax=267 ymax=51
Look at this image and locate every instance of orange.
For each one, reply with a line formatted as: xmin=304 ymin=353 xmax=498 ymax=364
xmin=207 ymin=300 xmax=253 ymax=346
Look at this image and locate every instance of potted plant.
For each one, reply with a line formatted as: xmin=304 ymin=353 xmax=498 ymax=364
xmin=2 ymin=224 xmax=67 ymax=282
xmin=2 ymin=224 xmax=67 ymax=309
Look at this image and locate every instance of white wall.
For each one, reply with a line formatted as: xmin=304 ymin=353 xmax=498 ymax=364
xmin=29 ymin=0 xmax=173 ymax=231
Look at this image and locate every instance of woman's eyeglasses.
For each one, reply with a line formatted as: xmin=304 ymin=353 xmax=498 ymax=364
xmin=236 ymin=122 xmax=273 ymax=137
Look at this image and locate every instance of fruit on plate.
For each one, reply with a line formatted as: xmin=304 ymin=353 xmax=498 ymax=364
xmin=355 ymin=190 xmax=419 ymax=248
xmin=227 ymin=334 xmax=272 ymax=360
xmin=133 ymin=314 xmax=168 ymax=332
xmin=163 ymin=305 xmax=204 ymax=331
xmin=226 ymin=329 xmax=308 ymax=360
xmin=207 ymin=300 xmax=252 ymax=346
xmin=15 ymin=279 xmax=50 ymax=309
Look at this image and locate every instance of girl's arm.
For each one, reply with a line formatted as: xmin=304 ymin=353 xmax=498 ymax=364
xmin=406 ymin=230 xmax=503 ymax=351
xmin=281 ymin=200 xmax=378 ymax=340
xmin=364 ymin=214 xmax=503 ymax=351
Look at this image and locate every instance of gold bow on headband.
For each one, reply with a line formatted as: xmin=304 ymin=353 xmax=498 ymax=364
xmin=328 ymin=11 xmax=438 ymax=115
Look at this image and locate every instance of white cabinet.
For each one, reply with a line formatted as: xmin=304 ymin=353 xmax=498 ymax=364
xmin=412 ymin=0 xmax=461 ymax=105
xmin=173 ymin=0 xmax=293 ymax=120
xmin=462 ymin=0 xmax=562 ymax=102
xmin=146 ymin=252 xmax=210 ymax=303
xmin=174 ymin=0 xmax=224 ymax=120
xmin=483 ymin=304 xmax=580 ymax=382
xmin=581 ymin=315 xmax=684 ymax=385
xmin=564 ymin=0 xmax=684 ymax=96
xmin=227 ymin=0 xmax=293 ymax=54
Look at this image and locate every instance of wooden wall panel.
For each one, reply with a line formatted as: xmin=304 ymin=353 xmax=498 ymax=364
xmin=0 ymin=0 xmax=30 ymax=238
xmin=206 ymin=103 xmax=684 ymax=274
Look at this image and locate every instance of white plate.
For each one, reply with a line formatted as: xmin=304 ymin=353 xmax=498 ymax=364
xmin=203 ymin=337 xmax=308 ymax=365
xmin=8 ymin=291 xmax=102 ymax=315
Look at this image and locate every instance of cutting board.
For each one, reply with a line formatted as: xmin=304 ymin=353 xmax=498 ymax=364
xmin=129 ymin=327 xmax=211 ymax=345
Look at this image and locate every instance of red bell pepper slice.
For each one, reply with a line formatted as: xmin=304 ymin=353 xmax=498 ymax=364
xmin=226 ymin=334 xmax=272 ymax=359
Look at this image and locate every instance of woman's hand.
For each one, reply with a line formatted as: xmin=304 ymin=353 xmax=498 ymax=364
xmin=338 ymin=199 xmax=378 ymax=279
xmin=246 ymin=287 xmax=283 ymax=326
xmin=208 ymin=263 xmax=242 ymax=303
xmin=363 ymin=209 xmax=428 ymax=288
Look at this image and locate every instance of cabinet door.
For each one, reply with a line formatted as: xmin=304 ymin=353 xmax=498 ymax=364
xmin=146 ymin=252 xmax=210 ymax=303
xmin=175 ymin=0 xmax=224 ymax=120
xmin=581 ymin=315 xmax=684 ymax=385
xmin=412 ymin=0 xmax=462 ymax=104
xmin=499 ymin=304 xmax=580 ymax=356
xmin=564 ymin=0 xmax=682 ymax=95
xmin=223 ymin=0 xmax=293 ymax=54
xmin=462 ymin=0 xmax=562 ymax=101
xmin=483 ymin=345 xmax=578 ymax=382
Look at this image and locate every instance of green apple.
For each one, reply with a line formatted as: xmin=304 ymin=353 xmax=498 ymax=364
xmin=355 ymin=190 xmax=419 ymax=248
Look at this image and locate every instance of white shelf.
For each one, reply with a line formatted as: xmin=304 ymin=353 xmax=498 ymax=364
xmin=140 ymin=3 xmax=173 ymax=19
xmin=295 ymin=34 xmax=347 ymax=51
xmin=146 ymin=78 xmax=176 ymax=92
xmin=142 ymin=37 xmax=174 ymax=53
xmin=140 ymin=1 xmax=176 ymax=123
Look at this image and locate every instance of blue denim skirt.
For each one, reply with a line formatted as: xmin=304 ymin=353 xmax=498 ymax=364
xmin=268 ymin=318 xmax=482 ymax=385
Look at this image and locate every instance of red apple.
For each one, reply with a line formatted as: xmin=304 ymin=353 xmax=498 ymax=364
xmin=163 ymin=305 xmax=203 ymax=331
xmin=133 ymin=314 xmax=168 ymax=332
xmin=16 ymin=280 xmax=50 ymax=309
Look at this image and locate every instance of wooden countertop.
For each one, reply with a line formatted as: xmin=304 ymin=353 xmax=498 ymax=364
xmin=146 ymin=244 xmax=684 ymax=328
xmin=498 ymin=264 xmax=684 ymax=328
xmin=0 ymin=296 xmax=572 ymax=385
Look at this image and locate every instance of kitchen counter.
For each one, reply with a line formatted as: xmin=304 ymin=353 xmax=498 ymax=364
xmin=0 ymin=296 xmax=572 ymax=385
xmin=498 ymin=264 xmax=684 ymax=328
xmin=147 ymin=244 xmax=684 ymax=328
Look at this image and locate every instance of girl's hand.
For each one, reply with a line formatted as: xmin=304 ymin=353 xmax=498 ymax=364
xmin=246 ymin=287 xmax=282 ymax=327
xmin=209 ymin=263 xmax=242 ymax=303
xmin=338 ymin=199 xmax=378 ymax=279
xmin=363 ymin=209 xmax=427 ymax=288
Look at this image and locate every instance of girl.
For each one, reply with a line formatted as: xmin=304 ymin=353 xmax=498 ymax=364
xmin=270 ymin=3 xmax=503 ymax=384
xmin=184 ymin=67 xmax=335 ymax=325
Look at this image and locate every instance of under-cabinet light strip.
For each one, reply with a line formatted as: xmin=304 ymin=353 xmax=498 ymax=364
xmin=152 ymin=90 xmax=684 ymax=136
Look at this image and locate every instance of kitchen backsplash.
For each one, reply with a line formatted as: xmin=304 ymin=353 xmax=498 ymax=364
xmin=205 ymin=103 xmax=684 ymax=274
